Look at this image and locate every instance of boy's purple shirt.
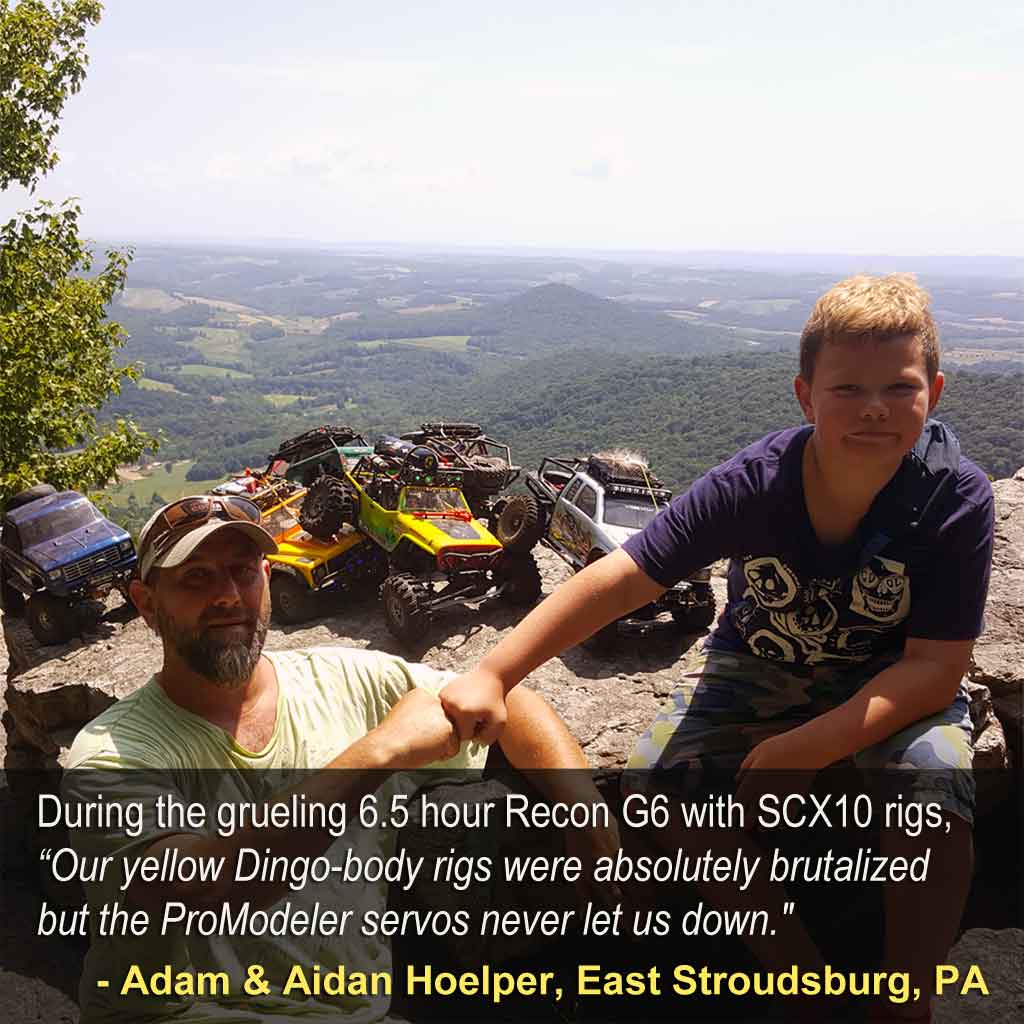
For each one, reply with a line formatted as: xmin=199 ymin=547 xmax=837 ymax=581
xmin=623 ymin=422 xmax=994 ymax=668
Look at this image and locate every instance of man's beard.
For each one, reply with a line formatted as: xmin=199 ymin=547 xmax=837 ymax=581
xmin=155 ymin=601 xmax=269 ymax=688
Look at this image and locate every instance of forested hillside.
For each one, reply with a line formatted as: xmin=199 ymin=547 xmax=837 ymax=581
xmin=107 ymin=347 xmax=1023 ymax=493
xmin=97 ymin=245 xmax=1023 ymax=529
xmin=463 ymin=283 xmax=738 ymax=355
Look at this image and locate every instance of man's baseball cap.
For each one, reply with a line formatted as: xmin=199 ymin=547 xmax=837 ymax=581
xmin=137 ymin=495 xmax=277 ymax=582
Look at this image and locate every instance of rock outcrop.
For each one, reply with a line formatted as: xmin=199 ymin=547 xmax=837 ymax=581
xmin=2 ymin=468 xmax=1021 ymax=1024
xmin=1 ymin=466 xmax=1019 ymax=917
xmin=968 ymin=467 xmax=1024 ymax=768
xmin=5 ymin=466 xmax=1021 ymax=779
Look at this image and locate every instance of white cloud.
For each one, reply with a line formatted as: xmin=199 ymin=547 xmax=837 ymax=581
xmin=204 ymin=140 xmax=384 ymax=187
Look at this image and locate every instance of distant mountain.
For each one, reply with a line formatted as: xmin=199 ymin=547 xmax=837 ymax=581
xmin=467 ymin=283 xmax=739 ymax=357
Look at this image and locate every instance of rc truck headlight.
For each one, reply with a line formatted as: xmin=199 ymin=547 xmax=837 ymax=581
xmin=118 ymin=540 xmax=134 ymax=555
xmin=312 ymin=564 xmax=328 ymax=583
xmin=47 ymin=569 xmax=62 ymax=581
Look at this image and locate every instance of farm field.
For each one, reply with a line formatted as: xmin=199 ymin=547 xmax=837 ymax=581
xmin=137 ymin=378 xmax=181 ymax=393
xmin=945 ymin=348 xmax=1024 ymax=365
xmin=109 ymin=460 xmax=223 ymax=504
xmin=117 ymin=287 xmax=185 ymax=312
xmin=191 ymin=327 xmax=251 ymax=366
xmin=177 ymin=363 xmax=254 ymax=379
xmin=355 ymin=335 xmax=470 ymax=351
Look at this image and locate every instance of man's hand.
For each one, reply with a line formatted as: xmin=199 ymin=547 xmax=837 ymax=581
xmin=372 ymin=689 xmax=461 ymax=769
xmin=439 ymin=668 xmax=507 ymax=744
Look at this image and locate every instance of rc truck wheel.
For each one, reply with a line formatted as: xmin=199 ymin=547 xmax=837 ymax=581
xmin=382 ymin=574 xmax=428 ymax=645
xmin=496 ymin=495 xmax=544 ymax=553
xmin=672 ymin=600 xmax=717 ymax=633
xmin=299 ymin=476 xmax=355 ymax=541
xmin=466 ymin=456 xmax=509 ymax=496
xmin=497 ymin=552 xmax=542 ymax=606
xmin=27 ymin=592 xmax=76 ymax=646
xmin=4 ymin=483 xmax=57 ymax=513
xmin=270 ymin=572 xmax=317 ymax=625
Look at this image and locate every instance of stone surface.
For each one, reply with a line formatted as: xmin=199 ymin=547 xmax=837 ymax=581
xmin=969 ymin=467 xmax=1024 ymax=767
xmin=3 ymin=469 xmax=1021 ymax=774
xmin=2 ymin=468 xmax=1021 ymax=1024
xmin=933 ymin=928 xmax=1024 ymax=1024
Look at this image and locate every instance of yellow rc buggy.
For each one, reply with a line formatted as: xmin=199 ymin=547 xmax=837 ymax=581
xmin=302 ymin=435 xmax=541 ymax=643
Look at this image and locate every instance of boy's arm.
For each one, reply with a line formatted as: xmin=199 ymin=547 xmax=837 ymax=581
xmin=441 ymin=548 xmax=666 ymax=741
xmin=738 ymin=637 xmax=974 ymax=773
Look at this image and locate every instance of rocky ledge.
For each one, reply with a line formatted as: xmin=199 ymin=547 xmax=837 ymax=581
xmin=0 ymin=469 xmax=1022 ymax=1024
xmin=3 ymin=468 xmax=1021 ymax=781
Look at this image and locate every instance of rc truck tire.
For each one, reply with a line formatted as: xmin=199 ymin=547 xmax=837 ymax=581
xmin=4 ymin=483 xmax=57 ymax=513
xmin=381 ymin=574 xmax=428 ymax=645
xmin=465 ymin=456 xmax=509 ymax=495
xmin=27 ymin=592 xmax=76 ymax=646
xmin=497 ymin=552 xmax=542 ymax=606
xmin=496 ymin=495 xmax=544 ymax=553
xmin=270 ymin=572 xmax=317 ymax=625
xmin=299 ymin=476 xmax=355 ymax=541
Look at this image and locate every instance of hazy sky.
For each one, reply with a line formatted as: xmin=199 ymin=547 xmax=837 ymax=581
xmin=3 ymin=1 xmax=1022 ymax=254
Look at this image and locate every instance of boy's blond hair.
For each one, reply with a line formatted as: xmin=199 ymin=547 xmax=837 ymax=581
xmin=799 ymin=273 xmax=940 ymax=381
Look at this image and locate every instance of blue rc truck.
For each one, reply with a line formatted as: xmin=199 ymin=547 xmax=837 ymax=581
xmin=0 ymin=485 xmax=137 ymax=645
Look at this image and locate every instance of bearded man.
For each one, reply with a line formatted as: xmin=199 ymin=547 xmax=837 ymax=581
xmin=64 ymin=495 xmax=613 ymax=1023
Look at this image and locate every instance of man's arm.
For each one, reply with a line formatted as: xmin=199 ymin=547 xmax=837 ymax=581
xmin=738 ymin=637 xmax=974 ymax=772
xmin=499 ymin=684 xmax=622 ymax=906
xmin=499 ymin=685 xmax=587 ymax=770
xmin=442 ymin=549 xmax=666 ymax=741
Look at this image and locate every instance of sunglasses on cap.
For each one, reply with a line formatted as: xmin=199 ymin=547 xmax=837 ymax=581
xmin=142 ymin=495 xmax=262 ymax=560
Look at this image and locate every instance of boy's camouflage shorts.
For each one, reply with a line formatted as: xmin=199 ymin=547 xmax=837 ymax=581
xmin=624 ymin=647 xmax=975 ymax=824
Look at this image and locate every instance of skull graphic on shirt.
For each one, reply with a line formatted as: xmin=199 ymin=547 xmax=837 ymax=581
xmin=851 ymin=556 xmax=911 ymax=623
xmin=743 ymin=557 xmax=799 ymax=609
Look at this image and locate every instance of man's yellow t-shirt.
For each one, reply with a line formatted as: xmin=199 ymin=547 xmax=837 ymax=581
xmin=64 ymin=646 xmax=486 ymax=1023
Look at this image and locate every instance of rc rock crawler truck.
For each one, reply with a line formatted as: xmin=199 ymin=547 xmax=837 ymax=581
xmin=317 ymin=436 xmax=542 ymax=644
xmin=209 ymin=468 xmax=303 ymax=513
xmin=267 ymin=425 xmax=375 ymax=489
xmin=495 ymin=451 xmax=716 ymax=650
xmin=0 ymin=486 xmax=137 ymax=645
xmin=398 ymin=422 xmax=519 ymax=524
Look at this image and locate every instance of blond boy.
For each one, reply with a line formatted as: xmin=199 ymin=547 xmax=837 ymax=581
xmin=440 ymin=274 xmax=994 ymax=1020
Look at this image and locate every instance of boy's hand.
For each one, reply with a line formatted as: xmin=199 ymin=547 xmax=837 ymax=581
xmin=439 ymin=669 xmax=507 ymax=744
xmin=735 ymin=731 xmax=823 ymax=826
xmin=737 ymin=731 xmax=824 ymax=774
